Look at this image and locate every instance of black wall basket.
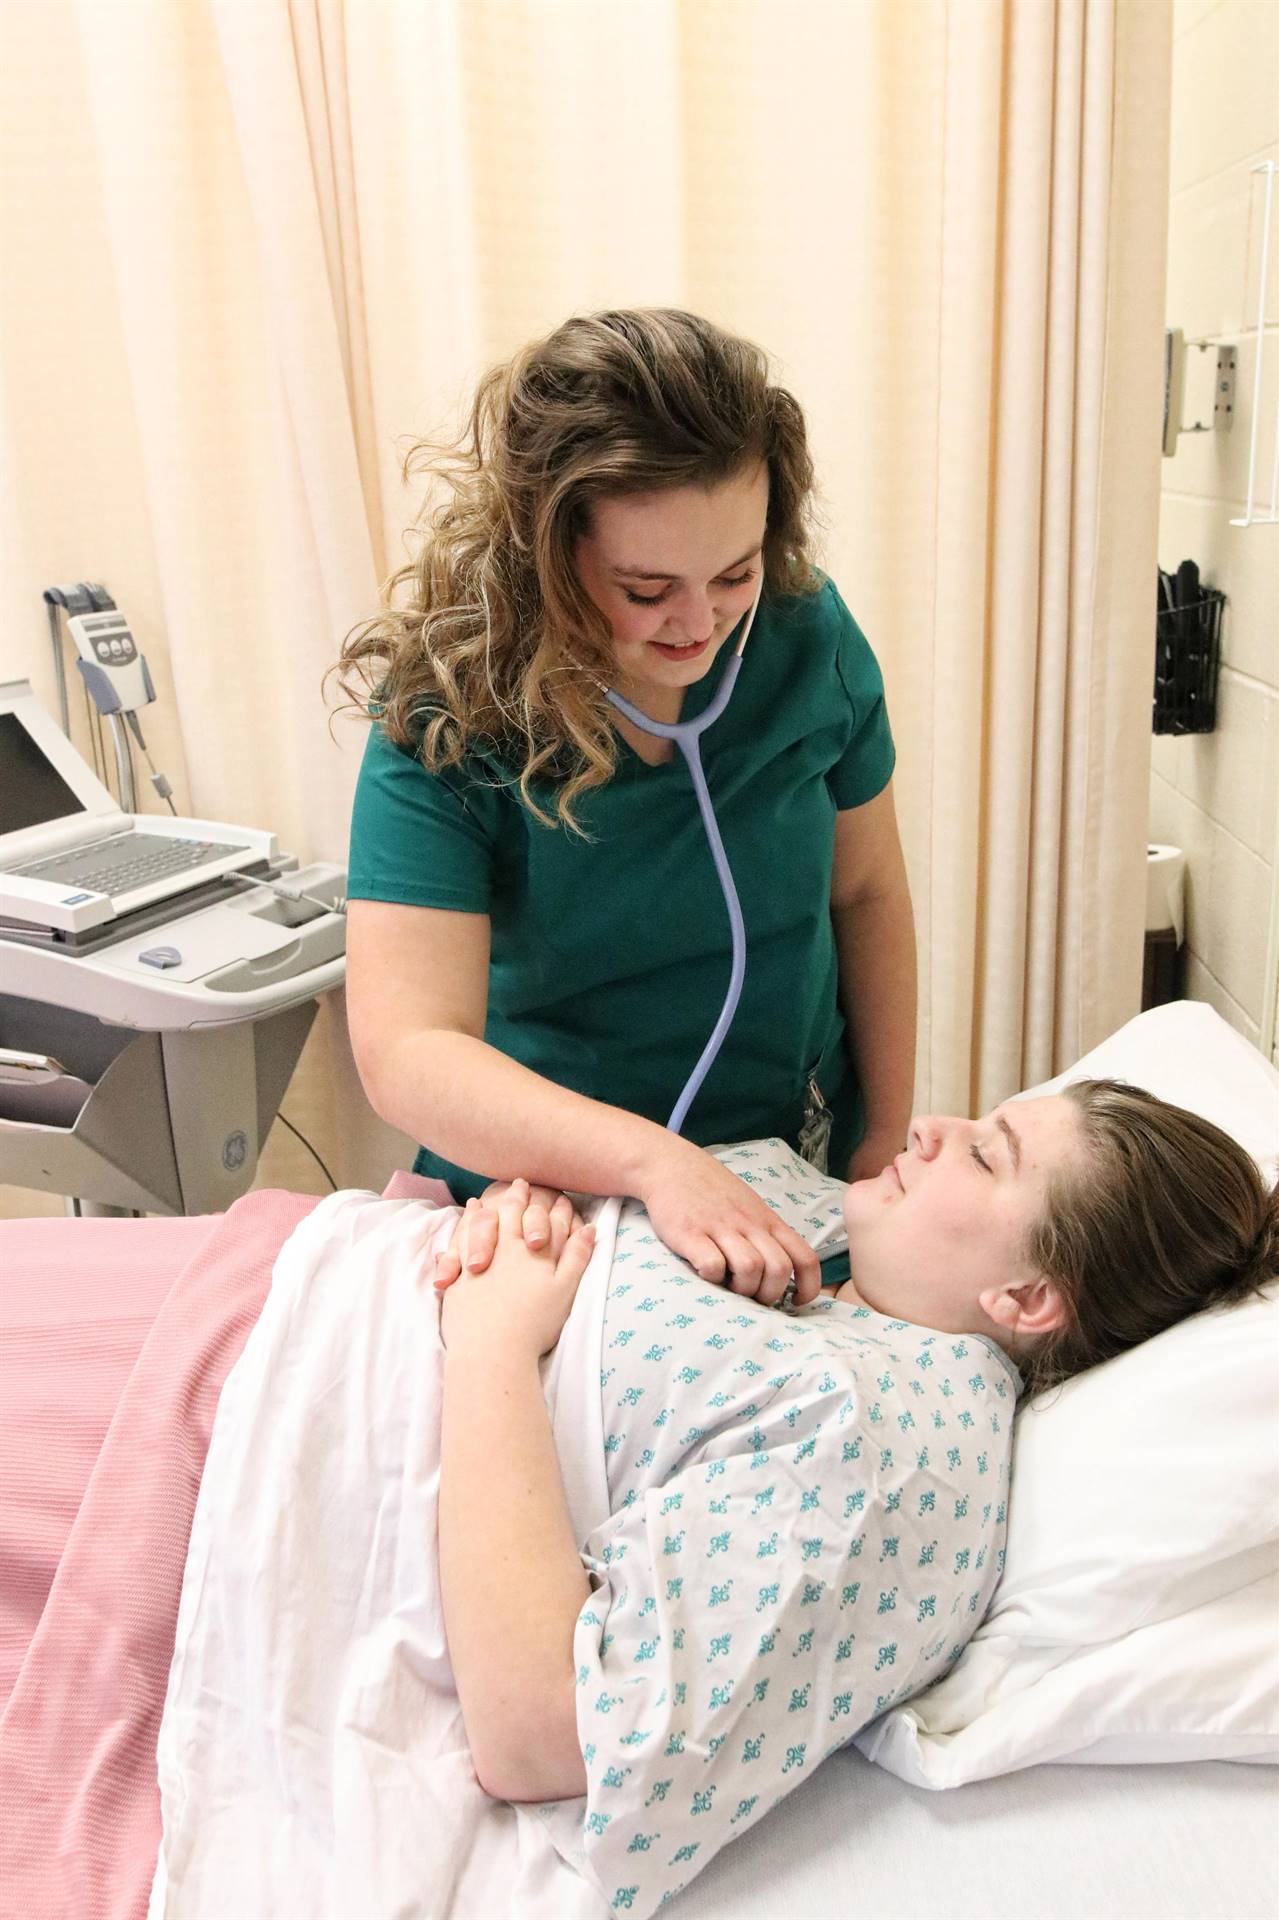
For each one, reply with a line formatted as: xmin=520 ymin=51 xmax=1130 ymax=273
xmin=1153 ymin=569 xmax=1223 ymax=735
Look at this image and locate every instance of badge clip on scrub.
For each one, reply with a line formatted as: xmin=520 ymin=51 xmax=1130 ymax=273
xmin=605 ymin=578 xmax=763 ymax=1139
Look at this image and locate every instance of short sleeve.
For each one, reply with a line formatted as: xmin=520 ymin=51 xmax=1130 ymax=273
xmin=562 ymin=1440 xmax=937 ymax=1917
xmin=824 ymin=583 xmax=896 ymax=812
xmin=346 ymin=721 xmax=501 ymax=911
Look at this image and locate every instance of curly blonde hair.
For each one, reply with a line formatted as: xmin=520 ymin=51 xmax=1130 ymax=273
xmin=334 ymin=308 xmax=821 ymax=828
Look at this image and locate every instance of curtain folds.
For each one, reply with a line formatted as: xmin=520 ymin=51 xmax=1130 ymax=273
xmin=919 ymin=0 xmax=1169 ymax=1115
xmin=0 ymin=0 xmax=1170 ymax=1205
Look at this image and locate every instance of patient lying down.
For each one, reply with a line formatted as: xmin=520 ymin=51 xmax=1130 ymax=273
xmin=432 ymin=1081 xmax=1273 ymax=1912
xmin=153 ymin=1081 xmax=1275 ymax=1920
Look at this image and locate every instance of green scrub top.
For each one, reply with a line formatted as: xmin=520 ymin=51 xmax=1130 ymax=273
xmin=347 ymin=577 xmax=895 ymax=1200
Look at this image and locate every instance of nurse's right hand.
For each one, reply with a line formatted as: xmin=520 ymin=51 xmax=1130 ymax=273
xmin=639 ymin=1137 xmax=822 ymax=1308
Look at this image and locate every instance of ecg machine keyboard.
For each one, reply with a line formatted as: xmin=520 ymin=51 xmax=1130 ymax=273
xmin=15 ymin=832 xmax=248 ymax=900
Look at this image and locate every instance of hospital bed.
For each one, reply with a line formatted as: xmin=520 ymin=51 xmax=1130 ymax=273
xmin=0 ymin=1000 xmax=1275 ymax=1919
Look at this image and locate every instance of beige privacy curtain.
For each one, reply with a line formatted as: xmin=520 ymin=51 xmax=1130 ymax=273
xmin=906 ymin=1 xmax=1171 ymax=1113
xmin=0 ymin=0 xmax=1169 ymax=1197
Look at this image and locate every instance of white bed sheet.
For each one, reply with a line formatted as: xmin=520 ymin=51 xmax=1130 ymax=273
xmin=678 ymin=1746 xmax=1278 ymax=1920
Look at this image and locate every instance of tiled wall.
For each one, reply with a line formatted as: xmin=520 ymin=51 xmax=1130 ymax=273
xmin=1150 ymin=0 xmax=1279 ymax=1060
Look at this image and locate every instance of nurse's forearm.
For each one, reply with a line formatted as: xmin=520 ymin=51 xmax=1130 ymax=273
xmin=369 ymin=1014 xmax=825 ymax=1300
xmin=832 ymin=881 xmax=918 ymax=1151
xmin=440 ymin=1340 xmax=590 ymax=1801
xmin=368 ymin=1027 xmax=677 ymax=1198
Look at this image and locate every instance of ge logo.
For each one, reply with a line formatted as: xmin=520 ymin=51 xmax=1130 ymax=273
xmin=222 ymin=1129 xmax=249 ymax=1172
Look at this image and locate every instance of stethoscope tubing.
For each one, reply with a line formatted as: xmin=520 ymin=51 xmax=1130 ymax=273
xmin=604 ymin=577 xmax=764 ymax=1134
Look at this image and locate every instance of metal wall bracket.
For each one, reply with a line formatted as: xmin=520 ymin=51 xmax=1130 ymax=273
xmin=1163 ymin=329 xmax=1236 ymax=456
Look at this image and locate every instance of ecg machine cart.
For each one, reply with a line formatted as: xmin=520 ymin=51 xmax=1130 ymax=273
xmin=0 ymin=864 xmax=346 ymax=1215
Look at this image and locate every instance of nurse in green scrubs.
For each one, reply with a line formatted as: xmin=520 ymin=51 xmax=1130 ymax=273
xmin=339 ymin=309 xmax=916 ymax=1305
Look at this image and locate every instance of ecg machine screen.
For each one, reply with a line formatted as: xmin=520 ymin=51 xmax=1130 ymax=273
xmin=0 ymin=712 xmax=85 ymax=836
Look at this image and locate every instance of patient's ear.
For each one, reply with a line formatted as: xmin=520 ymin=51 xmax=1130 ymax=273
xmin=978 ymin=1272 xmax=1068 ymax=1339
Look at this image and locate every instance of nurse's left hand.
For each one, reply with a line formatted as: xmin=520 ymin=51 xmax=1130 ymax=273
xmin=846 ymin=1129 xmax=903 ymax=1184
xmin=433 ymin=1182 xmax=585 ymax=1291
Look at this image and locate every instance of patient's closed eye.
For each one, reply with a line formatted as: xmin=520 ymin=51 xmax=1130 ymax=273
xmin=969 ymin=1143 xmax=992 ymax=1174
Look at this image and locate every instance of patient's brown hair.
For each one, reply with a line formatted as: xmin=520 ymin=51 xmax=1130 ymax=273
xmin=1019 ymin=1079 xmax=1277 ymax=1397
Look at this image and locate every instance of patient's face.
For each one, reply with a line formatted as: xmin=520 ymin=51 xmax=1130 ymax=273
xmin=838 ymin=1096 xmax=1083 ymax=1336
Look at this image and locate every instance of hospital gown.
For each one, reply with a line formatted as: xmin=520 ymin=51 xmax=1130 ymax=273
xmin=563 ymin=1140 xmax=1021 ymax=1916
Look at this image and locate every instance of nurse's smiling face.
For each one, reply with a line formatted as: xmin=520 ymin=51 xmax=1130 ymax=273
xmin=837 ymin=1097 xmax=1081 ymax=1350
xmin=574 ymin=461 xmax=769 ymax=715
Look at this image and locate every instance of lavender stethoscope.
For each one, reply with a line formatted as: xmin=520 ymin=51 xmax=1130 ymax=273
xmin=604 ymin=575 xmax=764 ymax=1135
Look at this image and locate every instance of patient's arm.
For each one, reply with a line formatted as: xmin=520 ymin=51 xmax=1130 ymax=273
xmin=438 ymin=1185 xmax=593 ymax=1803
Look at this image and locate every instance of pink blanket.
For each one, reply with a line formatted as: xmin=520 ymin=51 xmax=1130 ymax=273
xmin=0 ymin=1214 xmax=216 ymax=1709
xmin=0 ymin=1192 xmax=319 ymax=1920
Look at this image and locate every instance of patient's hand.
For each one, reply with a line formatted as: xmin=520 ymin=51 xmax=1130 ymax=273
xmin=433 ymin=1183 xmax=585 ymax=1293
xmin=437 ymin=1179 xmax=596 ymax=1359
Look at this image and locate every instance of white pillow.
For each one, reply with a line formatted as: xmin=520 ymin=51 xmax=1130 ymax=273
xmin=1025 ymin=997 xmax=1279 ymax=1186
xmin=856 ymin=1000 xmax=1279 ymax=1786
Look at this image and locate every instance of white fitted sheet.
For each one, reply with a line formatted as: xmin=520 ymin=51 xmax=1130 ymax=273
xmin=680 ymin=1747 xmax=1278 ymax=1919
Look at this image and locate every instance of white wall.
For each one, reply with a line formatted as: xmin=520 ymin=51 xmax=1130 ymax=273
xmin=1150 ymin=0 xmax=1279 ymax=1060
